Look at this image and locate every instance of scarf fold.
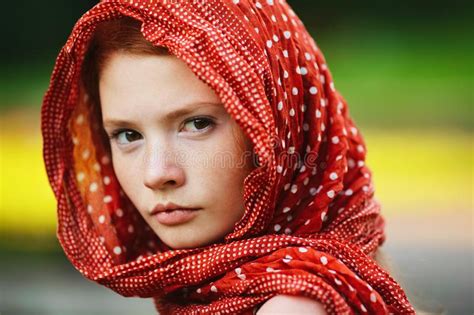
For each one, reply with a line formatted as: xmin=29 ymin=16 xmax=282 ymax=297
xmin=41 ymin=0 xmax=415 ymax=313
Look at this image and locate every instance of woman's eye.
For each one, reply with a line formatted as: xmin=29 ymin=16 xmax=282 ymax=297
xmin=112 ymin=130 xmax=142 ymax=145
xmin=182 ymin=117 xmax=215 ymax=133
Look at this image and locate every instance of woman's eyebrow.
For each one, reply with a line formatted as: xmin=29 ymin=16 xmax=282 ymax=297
xmin=164 ymin=101 xmax=223 ymax=121
xmin=103 ymin=101 xmax=224 ymax=128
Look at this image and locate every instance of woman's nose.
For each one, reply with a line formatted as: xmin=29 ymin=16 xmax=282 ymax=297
xmin=143 ymin=145 xmax=185 ymax=190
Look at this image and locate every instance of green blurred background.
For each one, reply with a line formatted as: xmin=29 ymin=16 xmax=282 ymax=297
xmin=0 ymin=1 xmax=472 ymax=314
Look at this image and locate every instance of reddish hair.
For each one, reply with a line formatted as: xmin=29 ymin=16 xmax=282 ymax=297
xmin=82 ymin=17 xmax=169 ymax=108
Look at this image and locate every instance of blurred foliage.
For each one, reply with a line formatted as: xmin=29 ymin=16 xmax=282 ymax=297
xmin=1 ymin=0 xmax=472 ymax=129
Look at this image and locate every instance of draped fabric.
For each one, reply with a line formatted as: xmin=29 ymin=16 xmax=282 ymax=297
xmin=41 ymin=0 xmax=416 ymax=314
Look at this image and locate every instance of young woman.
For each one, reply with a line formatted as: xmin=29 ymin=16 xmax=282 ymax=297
xmin=41 ymin=1 xmax=416 ymax=314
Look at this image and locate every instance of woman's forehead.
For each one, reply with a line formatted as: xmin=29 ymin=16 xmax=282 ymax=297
xmin=99 ymin=52 xmax=227 ymax=122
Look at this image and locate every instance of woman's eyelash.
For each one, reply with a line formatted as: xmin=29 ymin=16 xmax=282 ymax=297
xmin=108 ymin=128 xmax=132 ymax=140
xmin=107 ymin=116 xmax=217 ymax=141
xmin=182 ymin=116 xmax=216 ymax=132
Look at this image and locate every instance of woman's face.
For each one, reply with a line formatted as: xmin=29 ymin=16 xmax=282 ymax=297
xmin=99 ymin=52 xmax=254 ymax=249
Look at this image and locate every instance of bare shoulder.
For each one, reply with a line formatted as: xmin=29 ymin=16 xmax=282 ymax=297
xmin=256 ymin=294 xmax=327 ymax=315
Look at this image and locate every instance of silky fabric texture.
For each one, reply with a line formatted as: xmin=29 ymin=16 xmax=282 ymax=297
xmin=41 ymin=0 xmax=416 ymax=314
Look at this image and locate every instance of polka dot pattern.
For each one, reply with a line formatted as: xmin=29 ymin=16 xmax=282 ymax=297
xmin=41 ymin=0 xmax=415 ymax=314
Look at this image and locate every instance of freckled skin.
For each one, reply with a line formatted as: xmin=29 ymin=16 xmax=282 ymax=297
xmin=99 ymin=52 xmax=254 ymax=249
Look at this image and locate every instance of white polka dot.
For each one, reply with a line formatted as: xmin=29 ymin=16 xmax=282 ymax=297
xmin=327 ymin=190 xmax=335 ymax=198
xmin=303 ymin=177 xmax=309 ymax=185
xmin=309 ymin=86 xmax=318 ymax=95
xmin=329 ymin=172 xmax=338 ymax=180
xmin=89 ymin=182 xmax=98 ymax=192
xmin=87 ymin=205 xmax=93 ymax=214
xmin=315 ymin=109 xmax=321 ymax=118
xmin=283 ymin=31 xmax=291 ymax=39
xmin=82 ymin=149 xmax=90 ymax=160
xmin=284 ymin=70 xmax=289 ymax=78
xmin=211 ymin=285 xmax=218 ymax=292
xmin=361 ymin=304 xmax=367 ymax=313
xmin=335 ymin=278 xmax=342 ymax=285
xmin=266 ymin=267 xmax=275 ymax=272
xmin=284 ymin=227 xmax=292 ymax=234
xmin=309 ymin=187 xmax=317 ymax=196
xmin=116 ymin=208 xmax=124 ymax=217
xmin=290 ymin=184 xmax=297 ymax=193
xmin=274 ymin=224 xmax=281 ymax=232
xmin=283 ymin=206 xmax=291 ymax=213
xmin=238 ymin=274 xmax=246 ymax=280
xmin=331 ymin=136 xmax=340 ymax=144
xmin=321 ymin=212 xmax=327 ymax=221
xmin=196 ymin=288 xmax=202 ymax=293
xmin=316 ymin=185 xmax=323 ymax=193
xmin=320 ymin=256 xmax=328 ymax=265
xmin=266 ymin=40 xmax=273 ymax=48
xmin=357 ymin=145 xmax=364 ymax=152
xmin=299 ymin=67 xmax=308 ymax=75
xmin=358 ymin=160 xmax=365 ymax=167
xmin=113 ymin=246 xmax=122 ymax=255
xmin=305 ymin=52 xmax=311 ymax=60
xmin=282 ymin=50 xmax=289 ymax=58
xmin=76 ymin=172 xmax=85 ymax=182
xmin=289 ymin=108 xmax=295 ymax=116
xmin=292 ymin=87 xmax=298 ymax=95
xmin=277 ymin=101 xmax=283 ymax=110
xmin=98 ymin=215 xmax=105 ymax=224
xmin=345 ymin=189 xmax=353 ymax=196
xmin=370 ymin=292 xmax=377 ymax=302
xmin=273 ymin=34 xmax=279 ymax=42
xmin=267 ymin=0 xmax=274 ymax=5
xmin=235 ymin=267 xmax=242 ymax=274
xmin=128 ymin=225 xmax=134 ymax=233
xmin=298 ymin=247 xmax=308 ymax=253
xmin=362 ymin=185 xmax=369 ymax=192
xmin=283 ymin=255 xmax=292 ymax=263
xmin=103 ymin=195 xmax=113 ymax=203
xmin=103 ymin=176 xmax=111 ymax=185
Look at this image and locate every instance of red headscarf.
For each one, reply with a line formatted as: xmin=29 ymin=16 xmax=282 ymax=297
xmin=41 ymin=0 xmax=415 ymax=314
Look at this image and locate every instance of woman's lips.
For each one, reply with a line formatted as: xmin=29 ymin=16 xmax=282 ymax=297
xmin=152 ymin=208 xmax=201 ymax=226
